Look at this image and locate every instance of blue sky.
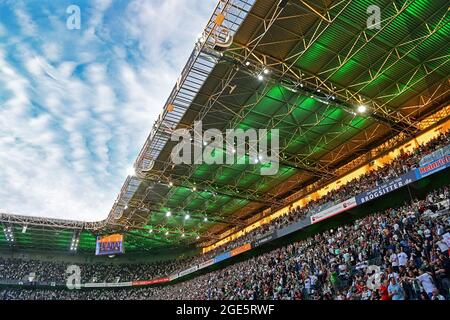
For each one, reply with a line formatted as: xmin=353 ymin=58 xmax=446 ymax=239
xmin=0 ymin=0 xmax=216 ymax=221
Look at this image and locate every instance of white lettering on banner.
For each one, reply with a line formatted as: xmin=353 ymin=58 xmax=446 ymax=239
xmin=178 ymin=265 xmax=199 ymax=277
xmin=198 ymin=259 xmax=214 ymax=270
xmin=359 ymin=182 xmax=403 ymax=204
xmin=107 ymin=282 xmax=132 ymax=287
xmin=255 ymin=234 xmax=273 ymax=246
xmin=310 ymin=198 xmax=356 ymax=224
xmin=83 ymin=282 xmax=107 ymax=288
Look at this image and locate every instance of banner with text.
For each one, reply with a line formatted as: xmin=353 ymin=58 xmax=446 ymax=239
xmin=419 ymin=145 xmax=450 ymax=167
xmin=418 ymin=155 xmax=450 ymax=178
xmin=132 ymin=277 xmax=170 ymax=286
xmin=252 ymin=231 xmax=277 ymax=247
xmin=310 ymin=197 xmax=356 ymax=224
xmin=178 ymin=265 xmax=199 ymax=278
xmin=198 ymin=259 xmax=214 ymax=270
xmin=230 ymin=243 xmax=252 ymax=257
xmin=355 ymin=170 xmax=419 ymax=205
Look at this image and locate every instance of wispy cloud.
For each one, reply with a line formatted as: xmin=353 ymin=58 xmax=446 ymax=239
xmin=0 ymin=0 xmax=216 ymax=221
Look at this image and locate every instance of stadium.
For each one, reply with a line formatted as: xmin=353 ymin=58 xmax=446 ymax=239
xmin=0 ymin=0 xmax=449 ymax=304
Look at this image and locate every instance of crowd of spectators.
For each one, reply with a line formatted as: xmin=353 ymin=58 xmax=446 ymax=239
xmin=0 ymin=186 xmax=449 ymax=300
xmin=0 ymin=131 xmax=448 ymax=299
xmin=200 ymin=130 xmax=450 ymax=257
xmin=0 ymin=256 xmax=194 ymax=284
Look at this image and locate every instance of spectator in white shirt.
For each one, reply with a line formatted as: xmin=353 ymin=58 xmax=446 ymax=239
xmin=417 ymin=269 xmax=436 ymax=299
xmin=397 ymin=249 xmax=408 ymax=267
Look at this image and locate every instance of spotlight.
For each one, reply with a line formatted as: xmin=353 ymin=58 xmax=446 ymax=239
xmin=357 ymin=105 xmax=367 ymax=113
xmin=182 ymin=233 xmax=185 ymax=237
xmin=257 ymin=74 xmax=264 ymax=81
xmin=165 ymin=231 xmax=169 ymax=236
xmin=126 ymin=166 xmax=135 ymax=177
xmin=149 ymin=229 xmax=153 ymax=233
xmin=192 ymin=186 xmax=197 ymax=192
xmin=185 ymin=214 xmax=190 ymax=220
xmin=166 ymin=211 xmax=172 ymax=217
xmin=263 ymin=68 xmax=269 ymax=74
xmin=196 ymin=235 xmax=200 ymax=240
xmin=245 ymin=61 xmax=250 ymax=66
xmin=169 ymin=181 xmax=173 ymax=187
xmin=204 ymin=217 xmax=208 ymax=222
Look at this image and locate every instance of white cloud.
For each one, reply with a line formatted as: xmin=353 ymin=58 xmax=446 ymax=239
xmin=0 ymin=0 xmax=216 ymax=221
xmin=13 ymin=4 xmax=37 ymax=36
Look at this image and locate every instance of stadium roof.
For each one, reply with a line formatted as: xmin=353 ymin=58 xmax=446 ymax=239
xmin=1 ymin=0 xmax=449 ymax=253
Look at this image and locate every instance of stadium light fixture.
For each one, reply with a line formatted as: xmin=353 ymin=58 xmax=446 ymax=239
xmin=357 ymin=105 xmax=367 ymax=113
xmin=196 ymin=235 xmax=200 ymax=240
xmin=192 ymin=186 xmax=197 ymax=192
xmin=166 ymin=211 xmax=172 ymax=217
xmin=257 ymin=74 xmax=264 ymax=81
xmin=245 ymin=61 xmax=250 ymax=66
xmin=169 ymin=181 xmax=173 ymax=187
xmin=182 ymin=233 xmax=185 ymax=238
xmin=185 ymin=214 xmax=190 ymax=220
xmin=70 ymin=231 xmax=79 ymax=252
xmin=203 ymin=217 xmax=208 ymax=222
xmin=263 ymin=68 xmax=269 ymax=74
xmin=149 ymin=228 xmax=153 ymax=233
xmin=165 ymin=231 xmax=169 ymax=236
xmin=4 ymin=226 xmax=14 ymax=243
xmin=126 ymin=166 xmax=135 ymax=177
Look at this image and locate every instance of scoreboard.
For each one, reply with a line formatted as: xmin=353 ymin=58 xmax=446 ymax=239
xmin=95 ymin=234 xmax=124 ymax=256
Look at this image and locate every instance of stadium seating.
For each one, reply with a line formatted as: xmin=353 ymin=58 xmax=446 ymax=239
xmin=1 ymin=131 xmax=449 ymax=300
xmin=1 ymin=184 xmax=448 ymax=300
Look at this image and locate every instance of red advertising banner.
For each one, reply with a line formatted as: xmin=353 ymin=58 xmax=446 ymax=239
xmin=132 ymin=277 xmax=170 ymax=286
xmin=230 ymin=243 xmax=251 ymax=257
